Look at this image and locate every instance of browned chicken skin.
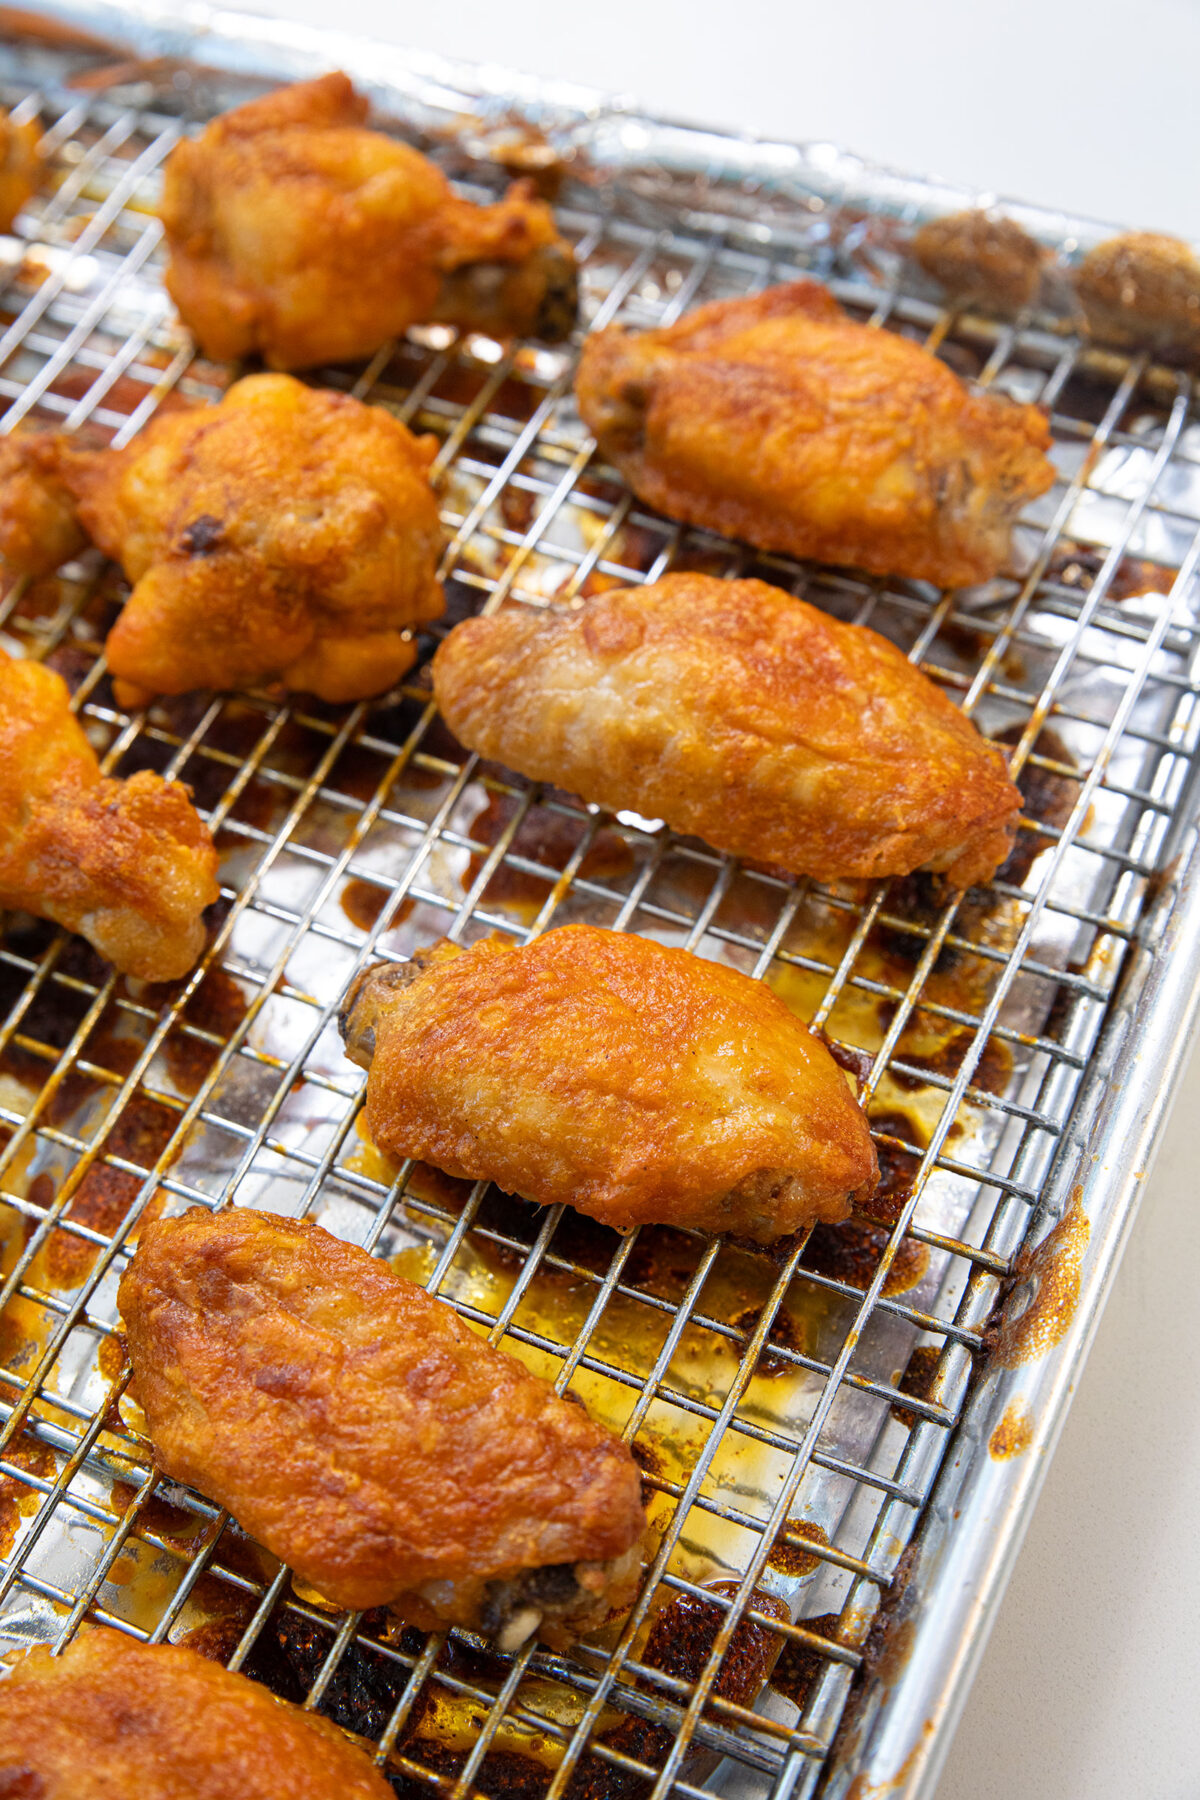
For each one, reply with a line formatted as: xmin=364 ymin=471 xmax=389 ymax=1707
xmin=576 ymin=281 xmax=1055 ymax=587
xmin=0 ymin=651 xmax=218 ymax=979
xmin=0 ymin=106 xmax=40 ymax=235
xmin=119 ymin=1206 xmax=646 ymax=1649
xmin=0 ymin=1627 xmax=393 ymax=1798
xmin=0 ymin=428 xmax=88 ymax=579
xmin=910 ymin=210 xmax=1045 ymax=313
xmin=340 ymin=928 xmax=877 ymax=1238
xmin=1075 ymin=231 xmax=1200 ymax=359
xmin=160 ymin=72 xmax=578 ymax=369
xmin=0 ymin=374 xmax=445 ymax=706
xmin=433 ymin=574 xmax=1022 ymax=889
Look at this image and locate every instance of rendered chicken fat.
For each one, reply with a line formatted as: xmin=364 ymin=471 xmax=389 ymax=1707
xmin=118 ymin=1206 xmax=646 ymax=1649
xmin=340 ymin=927 xmax=878 ymax=1238
xmin=432 ymin=574 xmax=1022 ymax=888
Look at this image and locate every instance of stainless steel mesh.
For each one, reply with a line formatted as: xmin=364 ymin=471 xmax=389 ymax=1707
xmin=1 ymin=51 xmax=1199 ymax=1800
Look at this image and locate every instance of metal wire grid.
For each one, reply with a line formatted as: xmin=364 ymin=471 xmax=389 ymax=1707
xmin=0 ymin=75 xmax=1197 ymax=1800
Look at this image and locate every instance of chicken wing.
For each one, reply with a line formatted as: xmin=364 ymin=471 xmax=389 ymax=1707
xmin=0 ymin=428 xmax=87 ymax=580
xmin=160 ymin=72 xmax=578 ymax=369
xmin=339 ymin=927 xmax=878 ymax=1238
xmin=0 ymin=374 xmax=445 ymax=706
xmin=0 ymin=651 xmax=218 ymax=979
xmin=119 ymin=1205 xmax=646 ymax=1649
xmin=1075 ymin=231 xmax=1200 ymax=359
xmin=0 ymin=1627 xmax=392 ymax=1799
xmin=0 ymin=107 xmax=40 ymax=235
xmin=576 ymin=281 xmax=1055 ymax=587
xmin=432 ymin=574 xmax=1021 ymax=888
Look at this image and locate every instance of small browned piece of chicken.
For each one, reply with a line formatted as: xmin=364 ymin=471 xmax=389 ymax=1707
xmin=1075 ymin=231 xmax=1200 ymax=360
xmin=0 ymin=1626 xmax=393 ymax=1799
xmin=159 ymin=71 xmax=578 ymax=369
xmin=0 ymin=429 xmax=88 ymax=579
xmin=119 ymin=1206 xmax=646 ymax=1649
xmin=0 ymin=374 xmax=445 ymax=706
xmin=0 ymin=651 xmax=218 ymax=979
xmin=433 ymin=574 xmax=1022 ymax=889
xmin=0 ymin=106 xmax=40 ymax=235
xmin=340 ymin=927 xmax=878 ymax=1239
xmin=911 ymin=210 xmax=1045 ymax=314
xmin=576 ymin=281 xmax=1055 ymax=588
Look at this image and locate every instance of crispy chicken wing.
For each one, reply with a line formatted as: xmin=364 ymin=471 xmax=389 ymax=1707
xmin=0 ymin=428 xmax=87 ymax=579
xmin=0 ymin=1627 xmax=392 ymax=1799
xmin=119 ymin=1206 xmax=646 ymax=1649
xmin=340 ymin=927 xmax=877 ymax=1238
xmin=160 ymin=72 xmax=578 ymax=369
xmin=576 ymin=281 xmax=1055 ymax=587
xmin=1075 ymin=231 xmax=1200 ymax=359
xmin=433 ymin=574 xmax=1021 ymax=888
xmin=0 ymin=374 xmax=445 ymax=706
xmin=0 ymin=651 xmax=218 ymax=979
xmin=0 ymin=106 xmax=40 ymax=235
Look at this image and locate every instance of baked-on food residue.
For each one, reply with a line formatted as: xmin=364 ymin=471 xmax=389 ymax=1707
xmin=0 ymin=104 xmax=40 ymax=235
xmin=118 ymin=1206 xmax=647 ymax=1650
xmin=339 ymin=924 xmax=878 ymax=1239
xmin=0 ymin=373 xmax=445 ymax=707
xmin=575 ymin=280 xmax=1055 ymax=586
xmin=988 ymin=1398 xmax=1034 ymax=1460
xmin=433 ymin=574 xmax=1023 ymax=888
xmin=0 ymin=650 xmax=217 ymax=979
xmin=0 ymin=1625 xmax=393 ymax=1798
xmin=991 ymin=1187 xmax=1090 ymax=1368
xmin=159 ymin=71 xmax=578 ymax=369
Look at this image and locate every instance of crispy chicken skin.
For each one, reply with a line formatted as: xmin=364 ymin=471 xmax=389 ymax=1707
xmin=576 ymin=281 xmax=1055 ymax=587
xmin=0 ymin=374 xmax=445 ymax=706
xmin=0 ymin=1626 xmax=392 ymax=1799
xmin=0 ymin=429 xmax=87 ymax=579
xmin=433 ymin=575 xmax=1022 ymax=888
xmin=340 ymin=927 xmax=878 ymax=1238
xmin=119 ymin=1206 xmax=646 ymax=1649
xmin=159 ymin=72 xmax=578 ymax=369
xmin=1075 ymin=231 xmax=1200 ymax=359
xmin=0 ymin=107 xmax=40 ymax=235
xmin=0 ymin=651 xmax=218 ymax=979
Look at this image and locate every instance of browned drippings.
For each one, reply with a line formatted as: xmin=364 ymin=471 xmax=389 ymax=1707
xmin=802 ymin=1220 xmax=929 ymax=1299
xmin=858 ymin=1112 xmax=925 ymax=1228
xmin=990 ymin=1187 xmax=1090 ymax=1369
xmin=1046 ymin=539 xmax=1178 ymax=603
xmin=995 ymin=724 xmax=1080 ymax=887
xmin=0 ymin=1429 xmax=57 ymax=1559
xmin=770 ymin=1612 xmax=842 ymax=1711
xmin=767 ymin=1518 xmax=830 ymax=1579
xmin=156 ymin=963 xmax=250 ymax=1099
xmin=890 ymin=1345 xmax=941 ymax=1430
xmin=340 ymin=879 xmax=414 ymax=935
xmin=988 ymin=1399 xmax=1034 ymax=1459
xmin=462 ymin=791 xmax=634 ymax=912
xmin=729 ymin=1301 xmax=806 ymax=1378
xmin=35 ymin=1093 xmax=176 ymax=1289
xmin=109 ymin=1479 xmax=204 ymax=1547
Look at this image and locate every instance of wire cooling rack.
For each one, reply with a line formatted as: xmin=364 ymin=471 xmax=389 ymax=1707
xmin=3 ymin=12 xmax=1200 ymax=1800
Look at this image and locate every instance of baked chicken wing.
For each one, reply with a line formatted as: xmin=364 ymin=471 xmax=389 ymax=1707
xmin=340 ymin=927 xmax=878 ymax=1238
xmin=119 ymin=1206 xmax=646 ymax=1649
xmin=0 ymin=1627 xmax=392 ymax=1799
xmin=576 ymin=281 xmax=1055 ymax=587
xmin=0 ymin=428 xmax=87 ymax=580
xmin=160 ymin=72 xmax=578 ymax=369
xmin=0 ymin=106 xmax=40 ymax=235
xmin=0 ymin=374 xmax=445 ymax=706
xmin=0 ymin=651 xmax=218 ymax=979
xmin=432 ymin=574 xmax=1022 ymax=888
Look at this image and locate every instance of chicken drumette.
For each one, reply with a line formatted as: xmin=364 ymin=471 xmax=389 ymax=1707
xmin=160 ymin=72 xmax=578 ymax=369
xmin=0 ymin=373 xmax=445 ymax=706
xmin=0 ymin=651 xmax=217 ymax=980
xmin=0 ymin=106 xmax=40 ymax=235
xmin=340 ymin=927 xmax=878 ymax=1239
xmin=433 ymin=574 xmax=1022 ymax=889
xmin=119 ymin=1206 xmax=646 ymax=1650
xmin=0 ymin=1628 xmax=392 ymax=1799
xmin=576 ymin=281 xmax=1055 ymax=587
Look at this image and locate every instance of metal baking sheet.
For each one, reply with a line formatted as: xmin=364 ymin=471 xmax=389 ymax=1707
xmin=2 ymin=8 xmax=1200 ymax=1798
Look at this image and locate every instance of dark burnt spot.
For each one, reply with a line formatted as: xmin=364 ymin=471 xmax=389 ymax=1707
xmin=815 ymin=1032 xmax=873 ymax=1091
xmin=875 ymin=873 xmax=959 ymax=975
xmin=462 ymin=791 xmax=633 ymax=912
xmin=995 ymin=724 xmax=1079 ymax=887
xmin=641 ymin=1581 xmax=788 ymax=1712
xmin=179 ymin=513 xmax=223 ymax=556
xmin=0 ymin=1770 xmax=48 ymax=1798
xmin=859 ymin=1112 xmax=924 ymax=1228
xmin=730 ymin=1300 xmax=805 ymax=1378
xmin=152 ymin=962 xmax=249 ymax=1099
xmin=770 ymin=1613 xmax=842 ymax=1711
xmin=802 ymin=1219 xmax=929 ymax=1298
xmin=887 ymin=1025 xmax=1013 ymax=1100
xmin=890 ymin=1344 xmax=941 ymax=1429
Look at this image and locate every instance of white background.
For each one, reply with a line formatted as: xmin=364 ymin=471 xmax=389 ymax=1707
xmin=241 ymin=4 xmax=1200 ymax=1794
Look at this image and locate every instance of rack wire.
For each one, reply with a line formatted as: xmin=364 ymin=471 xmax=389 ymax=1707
xmin=1 ymin=44 xmax=1199 ymax=1800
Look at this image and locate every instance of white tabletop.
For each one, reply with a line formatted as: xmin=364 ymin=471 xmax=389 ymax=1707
xmin=237 ymin=5 xmax=1200 ymax=1792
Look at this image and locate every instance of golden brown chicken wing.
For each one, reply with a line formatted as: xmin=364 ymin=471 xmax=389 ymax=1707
xmin=0 ymin=374 xmax=445 ymax=706
xmin=159 ymin=72 xmax=577 ymax=369
xmin=576 ymin=281 xmax=1055 ymax=587
xmin=0 ymin=429 xmax=87 ymax=580
xmin=340 ymin=927 xmax=877 ymax=1239
xmin=0 ymin=106 xmax=40 ymax=235
xmin=910 ymin=210 xmax=1045 ymax=313
xmin=1075 ymin=231 xmax=1200 ymax=359
xmin=432 ymin=574 xmax=1021 ymax=888
xmin=119 ymin=1206 xmax=646 ymax=1649
xmin=0 ymin=1627 xmax=392 ymax=1799
xmin=0 ymin=651 xmax=218 ymax=979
